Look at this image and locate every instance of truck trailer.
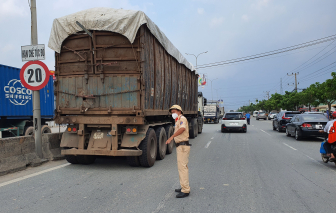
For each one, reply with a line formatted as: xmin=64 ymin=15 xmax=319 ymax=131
xmin=48 ymin=8 xmax=202 ymax=167
xmin=0 ymin=64 xmax=54 ymax=138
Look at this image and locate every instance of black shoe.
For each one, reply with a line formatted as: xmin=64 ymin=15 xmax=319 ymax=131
xmin=176 ymin=192 xmax=189 ymax=198
xmin=175 ymin=188 xmax=181 ymax=192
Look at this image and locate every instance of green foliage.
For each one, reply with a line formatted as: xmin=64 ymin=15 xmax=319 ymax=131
xmin=238 ymin=72 xmax=336 ymax=112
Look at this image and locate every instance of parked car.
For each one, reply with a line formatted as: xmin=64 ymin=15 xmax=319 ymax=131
xmin=268 ymin=112 xmax=277 ymax=120
xmin=221 ymin=112 xmax=247 ymax=133
xmin=256 ymin=112 xmax=267 ymax=120
xmin=303 ymin=112 xmax=324 ymax=114
xmin=286 ymin=114 xmax=328 ymax=140
xmin=253 ymin=111 xmax=259 ymax=117
xmin=273 ymin=111 xmax=300 ymax=132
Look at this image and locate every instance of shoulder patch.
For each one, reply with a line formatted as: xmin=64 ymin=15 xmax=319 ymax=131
xmin=180 ymin=121 xmax=183 ymax=125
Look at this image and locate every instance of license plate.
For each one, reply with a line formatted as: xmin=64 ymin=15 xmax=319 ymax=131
xmin=230 ymin=123 xmax=239 ymax=126
xmin=316 ymin=125 xmax=323 ymax=129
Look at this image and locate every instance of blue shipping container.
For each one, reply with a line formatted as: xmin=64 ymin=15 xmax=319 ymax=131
xmin=0 ymin=64 xmax=54 ymax=119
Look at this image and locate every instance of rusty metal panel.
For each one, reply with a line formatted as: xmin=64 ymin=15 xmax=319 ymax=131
xmin=58 ymin=34 xmax=94 ymax=75
xmin=57 ymin=75 xmax=140 ymax=110
xmin=164 ymin=51 xmax=171 ymax=110
xmin=55 ymin=25 xmax=198 ymax=117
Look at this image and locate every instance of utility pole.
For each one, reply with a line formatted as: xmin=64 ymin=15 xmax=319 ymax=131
xmin=264 ymin=91 xmax=270 ymax=100
xmin=208 ymin=78 xmax=218 ymax=102
xmin=287 ymin=72 xmax=299 ymax=92
xmin=31 ymin=0 xmax=43 ymax=158
xmin=280 ymin=78 xmax=283 ymax=95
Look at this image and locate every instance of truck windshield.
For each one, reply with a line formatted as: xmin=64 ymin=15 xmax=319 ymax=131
xmin=205 ymin=107 xmax=216 ymax=112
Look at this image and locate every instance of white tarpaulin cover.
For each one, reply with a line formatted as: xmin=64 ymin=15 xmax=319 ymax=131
xmin=48 ymin=7 xmax=195 ymax=71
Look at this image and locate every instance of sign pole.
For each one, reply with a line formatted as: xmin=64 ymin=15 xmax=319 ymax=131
xmin=31 ymin=0 xmax=42 ymax=158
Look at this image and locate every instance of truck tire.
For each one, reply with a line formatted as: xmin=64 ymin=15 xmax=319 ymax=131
xmin=127 ymin=156 xmax=141 ymax=167
xmin=41 ymin=125 xmax=52 ymax=134
xmin=198 ymin=121 xmax=203 ymax=134
xmin=139 ymin=128 xmax=157 ymax=167
xmin=76 ymin=155 xmax=96 ymax=165
xmin=65 ymin=155 xmax=79 ymax=164
xmin=189 ymin=118 xmax=197 ymax=139
xmin=24 ymin=126 xmax=34 ymax=136
xmin=165 ymin=125 xmax=174 ymax=154
xmin=155 ymin=127 xmax=167 ymax=160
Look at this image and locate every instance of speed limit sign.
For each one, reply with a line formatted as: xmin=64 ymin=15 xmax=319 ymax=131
xmin=20 ymin=61 xmax=50 ymax=90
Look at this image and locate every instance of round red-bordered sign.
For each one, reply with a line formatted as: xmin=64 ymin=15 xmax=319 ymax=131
xmin=20 ymin=61 xmax=50 ymax=91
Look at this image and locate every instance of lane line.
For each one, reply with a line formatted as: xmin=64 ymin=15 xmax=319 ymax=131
xmin=260 ymin=129 xmax=271 ymax=136
xmin=0 ymin=163 xmax=70 ymax=188
xmin=283 ymin=143 xmax=297 ymax=151
xmin=152 ymin=181 xmax=180 ymax=213
xmin=211 ymin=137 xmax=214 ymax=139
xmin=205 ymin=141 xmax=212 ymax=148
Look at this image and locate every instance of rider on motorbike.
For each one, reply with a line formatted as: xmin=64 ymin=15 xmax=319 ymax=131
xmin=319 ymin=111 xmax=336 ymax=162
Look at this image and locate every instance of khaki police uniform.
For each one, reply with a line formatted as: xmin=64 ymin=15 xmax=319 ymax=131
xmin=174 ymin=114 xmax=191 ymax=193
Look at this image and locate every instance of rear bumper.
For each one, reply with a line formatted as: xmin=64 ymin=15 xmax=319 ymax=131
xmin=62 ymin=149 xmax=142 ymax=156
xmin=300 ymin=129 xmax=327 ymax=137
xmin=221 ymin=124 xmax=246 ymax=131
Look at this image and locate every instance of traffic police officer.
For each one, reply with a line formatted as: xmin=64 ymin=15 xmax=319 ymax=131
xmin=166 ymin=105 xmax=191 ymax=198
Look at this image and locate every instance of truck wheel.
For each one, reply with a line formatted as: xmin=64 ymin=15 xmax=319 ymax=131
xmin=127 ymin=156 xmax=141 ymax=167
xmin=139 ymin=128 xmax=157 ymax=167
xmin=155 ymin=127 xmax=167 ymax=160
xmin=41 ymin=125 xmax=51 ymax=134
xmin=165 ymin=125 xmax=174 ymax=154
xmin=65 ymin=155 xmax=79 ymax=164
xmin=189 ymin=119 xmax=197 ymax=139
xmin=24 ymin=126 xmax=34 ymax=136
xmin=198 ymin=122 xmax=203 ymax=134
xmin=194 ymin=120 xmax=198 ymax=137
xmin=76 ymin=155 xmax=96 ymax=165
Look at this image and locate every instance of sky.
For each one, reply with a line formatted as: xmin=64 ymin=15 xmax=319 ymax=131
xmin=1 ymin=0 xmax=336 ymax=111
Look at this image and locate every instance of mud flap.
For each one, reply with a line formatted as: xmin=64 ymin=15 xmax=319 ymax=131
xmin=60 ymin=131 xmax=80 ymax=148
xmin=121 ymin=125 xmax=149 ymax=148
xmin=87 ymin=130 xmax=112 ymax=151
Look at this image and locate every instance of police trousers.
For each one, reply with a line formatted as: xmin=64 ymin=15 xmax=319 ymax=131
xmin=176 ymin=145 xmax=191 ymax=193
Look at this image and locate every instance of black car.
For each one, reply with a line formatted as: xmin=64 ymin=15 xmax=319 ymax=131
xmin=286 ymin=114 xmax=328 ymax=140
xmin=273 ymin=111 xmax=300 ymax=132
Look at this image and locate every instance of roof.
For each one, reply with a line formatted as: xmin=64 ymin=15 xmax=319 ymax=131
xmin=48 ymin=8 xmax=195 ymax=72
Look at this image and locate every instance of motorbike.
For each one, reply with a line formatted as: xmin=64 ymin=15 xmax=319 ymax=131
xmin=321 ymin=141 xmax=336 ymax=165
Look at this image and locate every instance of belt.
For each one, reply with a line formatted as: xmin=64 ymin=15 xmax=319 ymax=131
xmin=176 ymin=141 xmax=191 ymax=147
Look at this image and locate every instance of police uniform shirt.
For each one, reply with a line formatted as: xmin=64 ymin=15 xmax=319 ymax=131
xmin=174 ymin=114 xmax=189 ymax=143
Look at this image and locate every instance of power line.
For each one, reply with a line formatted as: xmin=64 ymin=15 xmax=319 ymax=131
xmin=289 ymin=39 xmax=336 ymax=73
xmin=197 ymin=34 xmax=336 ymax=69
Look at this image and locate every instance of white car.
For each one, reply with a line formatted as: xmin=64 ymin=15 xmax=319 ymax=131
xmin=221 ymin=112 xmax=247 ymax=133
xmin=267 ymin=112 xmax=277 ymax=120
xmin=253 ymin=111 xmax=259 ymax=117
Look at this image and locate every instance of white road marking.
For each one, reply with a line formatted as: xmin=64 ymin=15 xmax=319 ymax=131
xmin=205 ymin=141 xmax=212 ymax=148
xmin=211 ymin=137 xmax=214 ymax=139
xmin=152 ymin=181 xmax=180 ymax=213
xmin=0 ymin=163 xmax=70 ymax=188
xmin=260 ymin=129 xmax=271 ymax=136
xmin=252 ymin=125 xmax=254 ymax=126
xmin=283 ymin=143 xmax=297 ymax=151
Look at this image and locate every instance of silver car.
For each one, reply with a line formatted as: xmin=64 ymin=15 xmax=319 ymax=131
xmin=256 ymin=112 xmax=267 ymax=120
xmin=267 ymin=112 xmax=277 ymax=120
xmin=221 ymin=112 xmax=247 ymax=133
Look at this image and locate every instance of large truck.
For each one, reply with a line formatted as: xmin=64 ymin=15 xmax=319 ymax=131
xmin=0 ymin=64 xmax=54 ymax=138
xmin=203 ymin=101 xmax=221 ymax=123
xmin=48 ymin=8 xmax=202 ymax=167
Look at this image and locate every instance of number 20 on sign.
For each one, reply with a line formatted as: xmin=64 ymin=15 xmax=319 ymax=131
xmin=20 ymin=61 xmax=50 ymax=90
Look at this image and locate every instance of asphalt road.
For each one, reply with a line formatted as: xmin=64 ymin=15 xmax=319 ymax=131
xmin=1 ymin=119 xmax=336 ymax=213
